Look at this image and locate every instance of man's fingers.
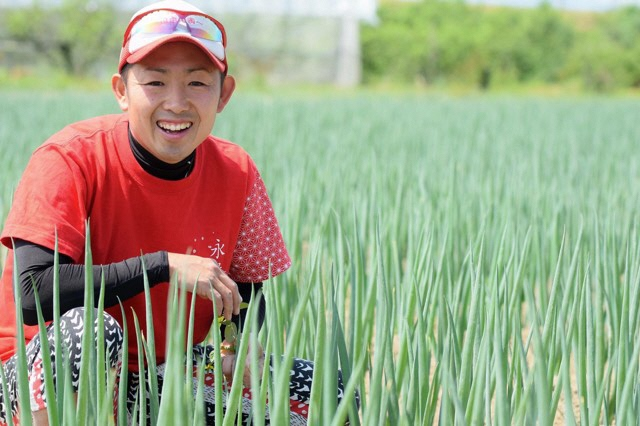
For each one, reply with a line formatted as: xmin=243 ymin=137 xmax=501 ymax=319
xmin=209 ymin=278 xmax=237 ymax=321
xmin=171 ymin=254 xmax=241 ymax=319
xmin=218 ymin=274 xmax=241 ymax=315
xmin=216 ymin=296 xmax=224 ymax=318
xmin=221 ymin=353 xmax=235 ymax=379
xmin=248 ymin=341 xmax=265 ymax=360
xmin=212 ymin=261 xmax=241 ymax=315
xmin=220 ymin=284 xmax=234 ymax=321
xmin=209 ymin=284 xmax=224 ymax=317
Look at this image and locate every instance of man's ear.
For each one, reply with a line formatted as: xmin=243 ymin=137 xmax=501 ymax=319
xmin=112 ymin=73 xmax=129 ymax=112
xmin=217 ymin=75 xmax=236 ymax=113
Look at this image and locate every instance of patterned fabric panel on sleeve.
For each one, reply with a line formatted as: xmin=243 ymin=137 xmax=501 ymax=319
xmin=229 ymin=174 xmax=291 ymax=283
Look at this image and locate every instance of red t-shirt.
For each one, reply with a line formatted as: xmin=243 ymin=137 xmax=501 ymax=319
xmin=0 ymin=114 xmax=291 ymax=368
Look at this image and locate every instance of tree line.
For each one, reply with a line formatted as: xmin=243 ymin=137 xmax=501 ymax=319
xmin=2 ymin=0 xmax=121 ymax=77
xmin=362 ymin=1 xmax=640 ymax=92
xmin=2 ymin=0 xmax=640 ymax=92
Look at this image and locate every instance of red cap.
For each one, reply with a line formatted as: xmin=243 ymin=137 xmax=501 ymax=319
xmin=118 ymin=0 xmax=227 ymax=73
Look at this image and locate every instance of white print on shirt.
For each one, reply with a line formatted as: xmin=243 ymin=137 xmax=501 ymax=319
xmin=208 ymin=239 xmax=226 ymax=259
xmin=190 ymin=234 xmax=225 ymax=261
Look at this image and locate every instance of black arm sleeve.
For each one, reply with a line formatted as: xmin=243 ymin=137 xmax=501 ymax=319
xmin=15 ymin=240 xmax=170 ymax=326
xmin=231 ymin=282 xmax=266 ymax=333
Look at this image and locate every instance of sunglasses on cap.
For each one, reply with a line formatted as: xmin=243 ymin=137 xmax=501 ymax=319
xmin=123 ymin=9 xmax=226 ymax=63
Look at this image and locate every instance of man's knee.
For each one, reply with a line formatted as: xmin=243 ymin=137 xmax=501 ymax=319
xmin=57 ymin=308 xmax=123 ymax=367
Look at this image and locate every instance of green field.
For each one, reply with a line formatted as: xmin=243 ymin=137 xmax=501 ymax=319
xmin=2 ymin=90 xmax=640 ymax=424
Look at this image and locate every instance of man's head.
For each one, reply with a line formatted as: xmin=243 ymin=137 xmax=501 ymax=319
xmin=112 ymin=0 xmax=235 ymax=165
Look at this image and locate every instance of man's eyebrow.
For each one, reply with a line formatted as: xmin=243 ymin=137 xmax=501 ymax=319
xmin=143 ymin=67 xmax=167 ymax=74
xmin=187 ymin=67 xmax=214 ymax=73
xmin=141 ymin=66 xmax=213 ymax=74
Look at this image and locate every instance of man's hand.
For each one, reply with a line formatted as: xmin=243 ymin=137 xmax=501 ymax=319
xmin=167 ymin=253 xmax=241 ymax=321
xmin=221 ymin=341 xmax=265 ymax=387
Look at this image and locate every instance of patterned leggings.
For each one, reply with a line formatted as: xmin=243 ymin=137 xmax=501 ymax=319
xmin=0 ymin=308 xmax=351 ymax=425
xmin=0 ymin=308 xmax=123 ymax=425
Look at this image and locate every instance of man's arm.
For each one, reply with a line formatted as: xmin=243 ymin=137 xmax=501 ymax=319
xmin=15 ymin=239 xmax=168 ymax=325
xmin=15 ymin=240 xmax=263 ymax=328
xmin=232 ymin=282 xmax=266 ymax=331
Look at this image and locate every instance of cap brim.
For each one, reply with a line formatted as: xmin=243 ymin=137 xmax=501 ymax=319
xmin=122 ymin=34 xmax=226 ymax=73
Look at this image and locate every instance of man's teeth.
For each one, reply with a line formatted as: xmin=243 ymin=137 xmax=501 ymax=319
xmin=159 ymin=122 xmax=191 ymax=132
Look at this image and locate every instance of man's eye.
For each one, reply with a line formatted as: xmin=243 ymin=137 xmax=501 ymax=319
xmin=145 ymin=81 xmax=164 ymax=86
xmin=189 ymin=81 xmax=208 ymax=87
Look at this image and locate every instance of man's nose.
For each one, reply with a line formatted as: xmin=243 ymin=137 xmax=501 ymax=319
xmin=163 ymin=85 xmax=189 ymax=113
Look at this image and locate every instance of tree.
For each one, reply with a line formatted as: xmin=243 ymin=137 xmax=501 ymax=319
xmin=597 ymin=6 xmax=640 ymax=87
xmin=514 ymin=4 xmax=574 ymax=82
xmin=5 ymin=0 xmax=121 ymax=76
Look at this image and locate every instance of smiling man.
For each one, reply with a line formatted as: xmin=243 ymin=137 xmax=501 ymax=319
xmin=0 ymin=1 xmax=347 ymax=425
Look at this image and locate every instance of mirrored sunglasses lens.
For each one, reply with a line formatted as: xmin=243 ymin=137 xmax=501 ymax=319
xmin=132 ymin=11 xmax=179 ymax=37
xmin=185 ymin=15 xmax=223 ymax=42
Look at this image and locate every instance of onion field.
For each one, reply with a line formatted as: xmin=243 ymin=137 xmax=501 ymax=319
xmin=1 ymin=90 xmax=640 ymax=424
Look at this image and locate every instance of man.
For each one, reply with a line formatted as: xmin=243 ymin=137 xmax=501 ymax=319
xmin=0 ymin=1 xmax=337 ymax=424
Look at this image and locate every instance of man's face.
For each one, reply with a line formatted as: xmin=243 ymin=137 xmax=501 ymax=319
xmin=112 ymin=42 xmax=235 ymax=164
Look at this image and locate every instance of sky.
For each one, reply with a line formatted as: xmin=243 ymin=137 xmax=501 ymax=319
xmin=1 ymin=0 xmax=639 ymax=12
xmin=465 ymin=0 xmax=640 ymax=11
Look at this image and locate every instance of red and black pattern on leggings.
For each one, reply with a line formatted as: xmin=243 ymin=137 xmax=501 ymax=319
xmin=0 ymin=308 xmax=123 ymax=425
xmin=126 ymin=344 xmax=356 ymax=425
